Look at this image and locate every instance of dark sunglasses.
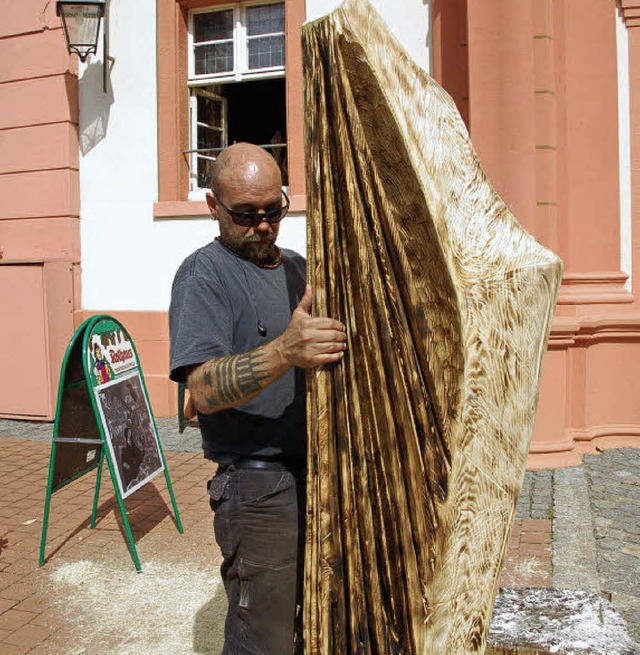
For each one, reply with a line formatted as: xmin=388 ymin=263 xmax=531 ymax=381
xmin=214 ymin=190 xmax=290 ymax=228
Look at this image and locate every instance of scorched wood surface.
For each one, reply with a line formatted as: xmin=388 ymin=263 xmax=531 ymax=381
xmin=302 ymin=1 xmax=563 ymax=653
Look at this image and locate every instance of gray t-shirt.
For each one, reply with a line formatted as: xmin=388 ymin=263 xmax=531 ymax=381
xmin=169 ymin=239 xmax=306 ymax=463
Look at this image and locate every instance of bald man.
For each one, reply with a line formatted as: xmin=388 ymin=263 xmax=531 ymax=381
xmin=169 ymin=143 xmax=346 ymax=654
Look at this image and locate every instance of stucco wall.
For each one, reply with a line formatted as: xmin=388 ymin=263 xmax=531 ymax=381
xmin=0 ymin=1 xmax=78 ymax=419
xmin=80 ymin=0 xmax=199 ymax=311
xmin=80 ymin=0 xmax=431 ymax=312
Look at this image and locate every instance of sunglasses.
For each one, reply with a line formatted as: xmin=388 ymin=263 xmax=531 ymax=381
xmin=214 ymin=190 xmax=290 ymax=228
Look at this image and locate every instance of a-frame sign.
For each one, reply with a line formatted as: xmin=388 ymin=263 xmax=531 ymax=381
xmin=39 ymin=315 xmax=183 ymax=572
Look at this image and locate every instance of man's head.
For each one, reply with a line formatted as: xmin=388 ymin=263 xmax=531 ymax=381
xmin=206 ymin=143 xmax=286 ymax=263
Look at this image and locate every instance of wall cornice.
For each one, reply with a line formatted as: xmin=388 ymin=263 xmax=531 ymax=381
xmin=619 ymin=1 xmax=640 ymax=28
xmin=548 ymin=313 xmax=640 ymax=348
xmin=557 ymin=271 xmax=634 ymax=305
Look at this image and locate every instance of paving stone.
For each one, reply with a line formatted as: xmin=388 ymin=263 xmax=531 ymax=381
xmin=552 ymin=466 xmax=600 ymax=593
xmin=0 ymin=609 xmax=35 ymax=632
xmin=12 ymin=595 xmax=52 ymax=615
xmin=524 ymin=470 xmax=555 ymax=520
xmin=0 ymin=602 xmax=16 ymax=615
xmin=3 ymin=623 xmax=52 ymax=648
xmin=584 ymin=448 xmax=640 ymax=649
xmin=515 ymin=472 xmax=532 ymax=519
xmin=0 ymin=642 xmax=29 ymax=655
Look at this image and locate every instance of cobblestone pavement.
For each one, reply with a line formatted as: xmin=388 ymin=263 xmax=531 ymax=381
xmin=0 ymin=418 xmax=203 ymax=453
xmin=585 ymin=449 xmax=640 ymax=649
xmin=1 ymin=418 xmax=638 ymax=653
xmin=515 ymin=450 xmax=640 ymax=651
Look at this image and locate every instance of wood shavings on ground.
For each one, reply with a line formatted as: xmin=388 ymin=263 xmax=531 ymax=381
xmin=47 ymin=558 xmax=226 ymax=654
xmin=488 ymin=588 xmax=635 ymax=654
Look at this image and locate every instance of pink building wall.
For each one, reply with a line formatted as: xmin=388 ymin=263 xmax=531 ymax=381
xmin=434 ymin=0 xmax=640 ymax=467
xmin=2 ymin=0 xmax=640 ymax=468
xmin=0 ymin=1 xmax=79 ymax=419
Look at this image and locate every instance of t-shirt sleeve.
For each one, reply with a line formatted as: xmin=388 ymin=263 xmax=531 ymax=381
xmin=169 ymin=262 xmax=233 ymax=383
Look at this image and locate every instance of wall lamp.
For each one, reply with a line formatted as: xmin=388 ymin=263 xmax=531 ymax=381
xmin=56 ymin=0 xmax=112 ymax=93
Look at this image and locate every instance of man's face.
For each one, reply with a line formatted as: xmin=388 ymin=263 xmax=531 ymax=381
xmin=207 ymin=158 xmax=283 ymax=262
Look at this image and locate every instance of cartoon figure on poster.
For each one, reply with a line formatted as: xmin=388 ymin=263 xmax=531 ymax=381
xmin=89 ymin=330 xmax=137 ymax=387
xmin=92 ymin=343 xmax=114 ymax=385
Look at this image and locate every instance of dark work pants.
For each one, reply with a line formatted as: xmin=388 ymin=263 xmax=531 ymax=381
xmin=209 ymin=465 xmax=306 ymax=655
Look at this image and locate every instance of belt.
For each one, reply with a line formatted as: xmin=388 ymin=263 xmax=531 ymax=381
xmin=234 ymin=457 xmax=288 ymax=471
xmin=221 ymin=457 xmax=303 ymax=473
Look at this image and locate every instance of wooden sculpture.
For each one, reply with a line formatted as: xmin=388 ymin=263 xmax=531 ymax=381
xmin=301 ymin=1 xmax=563 ymax=653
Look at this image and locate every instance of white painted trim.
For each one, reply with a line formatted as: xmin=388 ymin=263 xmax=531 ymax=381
xmin=617 ymin=5 xmax=632 ymax=292
xmin=188 ymin=1 xmax=286 ymax=83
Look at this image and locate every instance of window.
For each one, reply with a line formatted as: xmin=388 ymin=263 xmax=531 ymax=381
xmin=188 ymin=2 xmax=288 ymax=195
xmin=191 ymin=89 xmax=228 ymax=190
xmin=155 ymin=0 xmax=305 ymax=216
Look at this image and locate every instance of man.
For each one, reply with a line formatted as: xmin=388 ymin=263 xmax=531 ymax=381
xmin=169 ymin=143 xmax=347 ymax=654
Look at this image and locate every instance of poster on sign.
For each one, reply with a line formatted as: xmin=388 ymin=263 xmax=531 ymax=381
xmin=87 ymin=320 xmax=164 ymax=498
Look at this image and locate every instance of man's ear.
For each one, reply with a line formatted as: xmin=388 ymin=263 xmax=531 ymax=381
xmin=206 ymin=192 xmax=217 ymax=218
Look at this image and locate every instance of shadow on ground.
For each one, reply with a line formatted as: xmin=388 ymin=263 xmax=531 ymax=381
xmin=194 ymin=583 xmax=228 ymax=653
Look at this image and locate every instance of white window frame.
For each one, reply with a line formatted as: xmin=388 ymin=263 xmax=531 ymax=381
xmin=187 ymin=1 xmax=287 ymax=197
xmin=188 ymin=2 xmax=286 ymax=85
xmin=189 ymin=89 xmax=228 ymax=194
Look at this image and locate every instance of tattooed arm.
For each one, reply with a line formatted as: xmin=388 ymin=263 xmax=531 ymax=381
xmin=187 ymin=344 xmax=290 ymax=413
xmin=187 ymin=284 xmax=347 ymax=414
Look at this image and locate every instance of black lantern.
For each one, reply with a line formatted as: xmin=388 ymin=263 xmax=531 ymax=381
xmin=56 ymin=0 xmax=106 ymax=63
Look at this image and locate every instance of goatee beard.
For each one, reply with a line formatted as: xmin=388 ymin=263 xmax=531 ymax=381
xmin=217 ymin=236 xmax=282 ymax=269
xmin=243 ymin=238 xmax=278 ymax=261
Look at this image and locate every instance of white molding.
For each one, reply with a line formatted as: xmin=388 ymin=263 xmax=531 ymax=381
xmin=617 ymin=5 xmax=632 ymax=292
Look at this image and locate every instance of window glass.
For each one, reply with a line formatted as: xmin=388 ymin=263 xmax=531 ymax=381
xmin=197 ymin=126 xmax=223 ymax=153
xmin=197 ymin=154 xmax=216 ymax=190
xmin=198 ymin=94 xmax=223 ymax=128
xmin=246 ymin=4 xmax=284 ymax=36
xmin=246 ymin=4 xmax=285 ymax=70
xmin=194 ymin=10 xmax=234 ymax=43
xmin=195 ymin=92 xmax=226 ymax=189
xmin=195 ymin=42 xmax=234 ymax=75
xmin=248 ymin=35 xmax=285 ymax=69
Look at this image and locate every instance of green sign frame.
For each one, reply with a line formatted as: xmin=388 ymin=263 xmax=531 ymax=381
xmin=39 ymin=315 xmax=183 ymax=572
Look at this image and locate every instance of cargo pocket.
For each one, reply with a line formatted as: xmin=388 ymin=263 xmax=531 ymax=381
xmin=237 ymin=557 xmax=298 ymax=655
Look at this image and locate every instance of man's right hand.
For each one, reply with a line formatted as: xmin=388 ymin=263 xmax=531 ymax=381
xmin=273 ymin=284 xmax=347 ymax=368
xmin=188 ymin=284 xmax=347 ymax=415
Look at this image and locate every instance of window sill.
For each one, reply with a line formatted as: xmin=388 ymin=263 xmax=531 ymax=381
xmin=153 ymin=201 xmax=209 ymax=219
xmin=153 ymin=194 xmax=306 ymax=219
xmin=289 ymin=194 xmax=306 ymax=212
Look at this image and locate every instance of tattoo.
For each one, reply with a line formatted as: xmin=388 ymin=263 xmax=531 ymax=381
xmin=198 ymin=349 xmax=271 ymax=410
